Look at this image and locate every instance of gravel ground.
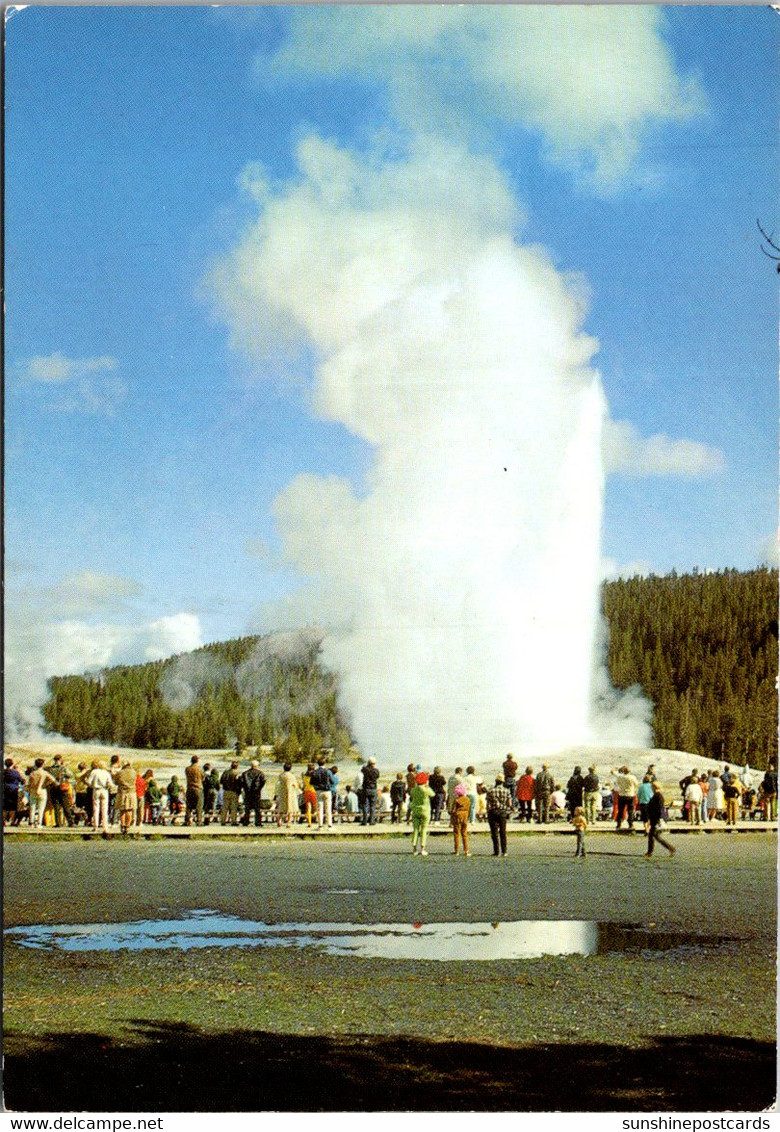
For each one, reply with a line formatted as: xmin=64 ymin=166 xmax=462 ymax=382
xmin=3 ymin=834 xmax=777 ymax=1112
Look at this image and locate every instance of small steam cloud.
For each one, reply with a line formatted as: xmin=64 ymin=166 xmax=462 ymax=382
xmin=17 ymin=353 xmax=127 ymax=416
xmin=4 ymin=570 xmax=202 ymax=739
xmin=159 ymin=627 xmax=327 ymax=728
xmin=604 ymin=419 xmax=725 ymax=478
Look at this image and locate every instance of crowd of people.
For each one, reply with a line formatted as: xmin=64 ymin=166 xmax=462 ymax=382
xmin=3 ymin=750 xmax=778 ymax=855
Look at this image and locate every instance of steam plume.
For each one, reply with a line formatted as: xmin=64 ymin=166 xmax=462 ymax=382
xmin=212 ymin=138 xmax=652 ymax=760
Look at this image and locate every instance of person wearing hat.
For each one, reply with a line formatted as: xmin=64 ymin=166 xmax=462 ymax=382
xmin=450 ymin=783 xmax=472 ymax=856
xmin=360 ymin=757 xmax=380 ymax=825
xmin=48 ymin=754 xmax=75 ymax=827
xmin=485 ymin=773 xmax=513 ymax=857
xmin=410 ymin=771 xmax=434 ymax=856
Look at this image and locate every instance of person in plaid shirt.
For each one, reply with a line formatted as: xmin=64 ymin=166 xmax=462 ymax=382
xmin=485 ymin=773 xmax=513 ymax=857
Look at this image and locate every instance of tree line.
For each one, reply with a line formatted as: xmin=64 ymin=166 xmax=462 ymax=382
xmin=41 ymin=568 xmax=778 ymax=766
xmin=604 ymin=566 xmax=777 ymax=767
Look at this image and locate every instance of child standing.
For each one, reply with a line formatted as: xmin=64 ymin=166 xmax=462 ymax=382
xmin=390 ymin=773 xmax=407 ymax=823
xmin=450 ymin=783 xmax=472 ymax=856
xmin=302 ymin=781 xmax=318 ymax=827
xmin=571 ymin=806 xmax=588 ymax=858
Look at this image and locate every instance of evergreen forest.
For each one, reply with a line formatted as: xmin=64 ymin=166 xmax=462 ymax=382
xmin=41 ymin=568 xmax=778 ymax=767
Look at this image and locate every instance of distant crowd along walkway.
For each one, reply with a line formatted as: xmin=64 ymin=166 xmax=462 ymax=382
xmin=4 ymin=752 xmax=777 ymax=857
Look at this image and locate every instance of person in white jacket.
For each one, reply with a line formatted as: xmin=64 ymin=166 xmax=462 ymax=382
xmin=684 ymin=778 xmax=703 ymax=825
xmin=87 ymin=760 xmax=114 ymax=833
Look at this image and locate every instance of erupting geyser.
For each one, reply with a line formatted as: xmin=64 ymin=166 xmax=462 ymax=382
xmin=212 ymin=137 xmax=651 ymax=762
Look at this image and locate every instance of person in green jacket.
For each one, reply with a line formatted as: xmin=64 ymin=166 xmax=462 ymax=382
xmin=410 ymin=771 xmax=434 ymax=857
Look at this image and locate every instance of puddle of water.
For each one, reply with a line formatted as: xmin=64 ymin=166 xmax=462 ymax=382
xmin=3 ymin=916 xmax=734 ymax=960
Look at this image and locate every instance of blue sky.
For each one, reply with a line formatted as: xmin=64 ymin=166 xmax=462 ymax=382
xmin=5 ymin=5 xmax=778 ymax=713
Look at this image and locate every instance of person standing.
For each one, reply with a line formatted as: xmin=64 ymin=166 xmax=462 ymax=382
xmin=330 ymin=765 xmax=340 ymax=821
xmin=203 ymin=763 xmax=220 ymax=821
xmin=87 ymin=760 xmax=114 ymax=833
xmin=615 ymin=766 xmax=638 ymax=831
xmin=485 ymin=774 xmax=513 ymax=857
xmin=429 ymin=766 xmax=447 ymax=823
xmin=582 ymin=767 xmax=600 ymax=826
xmin=685 ymin=777 xmax=704 ymax=825
xmin=390 ymin=774 xmax=407 ymax=823
xmin=274 ymin=762 xmax=300 ymax=828
xmin=463 ymin=766 xmax=483 ymax=825
xmin=637 ymin=774 xmax=654 ymax=832
xmin=360 ymin=758 xmax=380 ymax=825
xmin=310 ymin=758 xmax=335 ymax=828
xmin=571 ymin=806 xmax=587 ymax=859
xmin=502 ymin=754 xmax=518 ymax=806
xmin=302 ymin=779 xmax=317 ymax=826
xmin=404 ymin=763 xmax=417 ymax=823
xmin=707 ymin=770 xmax=725 ymax=821
xmin=184 ymin=756 xmax=205 ymax=827
xmin=723 ymin=774 xmax=742 ymax=826
xmin=75 ymin=762 xmax=92 ymax=825
xmin=450 ymin=783 xmax=471 ymax=856
xmin=535 ymin=764 xmax=554 ymax=824
xmin=3 ymin=759 xmax=26 ymax=825
xmin=410 ymin=771 xmax=434 ymax=856
xmin=565 ymin=766 xmax=584 ymax=820
xmin=220 ymin=761 xmax=243 ymax=825
xmin=135 ymin=769 xmax=148 ymax=827
xmin=48 ymin=755 xmax=75 ymax=827
xmin=115 ymin=761 xmax=137 ymax=834
xmin=144 ymin=772 xmax=163 ymax=824
xmin=26 ymin=760 xmax=56 ymax=829
xmin=698 ymin=774 xmax=709 ymax=823
xmin=645 ymin=782 xmax=676 ymax=858
xmin=515 ymin=767 xmax=535 ymax=823
xmin=242 ymin=760 xmax=266 ymax=827
xmin=446 ymin=768 xmax=464 ymax=815
xmin=108 ymin=754 xmax=120 ymax=824
xmin=761 ymin=763 xmax=777 ymax=821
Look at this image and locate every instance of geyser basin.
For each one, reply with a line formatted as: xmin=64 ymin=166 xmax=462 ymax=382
xmin=4 ymin=915 xmax=735 ymax=959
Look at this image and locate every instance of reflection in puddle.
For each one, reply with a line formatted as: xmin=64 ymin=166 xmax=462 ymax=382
xmin=4 ymin=915 xmax=734 ymax=959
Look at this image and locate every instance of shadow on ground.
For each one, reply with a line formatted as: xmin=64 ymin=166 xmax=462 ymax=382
xmin=4 ymin=1024 xmax=775 ymax=1112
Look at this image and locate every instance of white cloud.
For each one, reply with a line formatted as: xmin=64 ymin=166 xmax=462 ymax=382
xmin=4 ymin=574 xmax=203 ymax=739
xmin=266 ymin=6 xmax=705 ymax=191
xmin=19 ymin=353 xmax=127 ymax=416
xmin=23 ymin=353 xmax=118 ymax=384
xmin=603 ymin=419 xmax=725 ymax=477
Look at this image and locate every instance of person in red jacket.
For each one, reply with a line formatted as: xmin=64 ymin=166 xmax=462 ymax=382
xmin=135 ymin=771 xmax=148 ymax=827
xmin=516 ymin=767 xmax=536 ymax=823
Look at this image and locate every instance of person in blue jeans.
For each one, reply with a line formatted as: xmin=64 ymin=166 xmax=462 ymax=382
xmin=361 ymin=758 xmax=380 ymax=825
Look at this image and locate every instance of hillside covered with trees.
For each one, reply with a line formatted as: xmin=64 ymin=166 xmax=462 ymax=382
xmin=41 ymin=568 xmax=778 ymax=767
xmin=604 ymin=567 xmax=777 ymax=766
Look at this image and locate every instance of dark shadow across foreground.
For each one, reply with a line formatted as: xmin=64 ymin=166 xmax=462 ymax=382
xmin=4 ymin=1024 xmax=775 ymax=1112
